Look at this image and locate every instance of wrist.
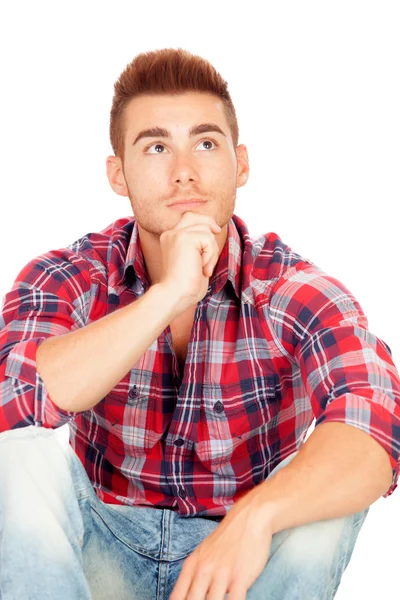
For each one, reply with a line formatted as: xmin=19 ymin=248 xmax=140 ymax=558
xmin=150 ymin=282 xmax=195 ymax=319
xmin=249 ymin=475 xmax=286 ymax=535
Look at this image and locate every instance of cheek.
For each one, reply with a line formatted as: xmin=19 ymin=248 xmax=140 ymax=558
xmin=146 ymin=164 xmax=172 ymax=191
xmin=208 ymin=159 xmax=235 ymax=182
xmin=127 ymin=164 xmax=163 ymax=193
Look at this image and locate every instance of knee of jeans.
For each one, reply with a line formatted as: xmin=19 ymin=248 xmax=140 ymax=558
xmin=278 ymin=508 xmax=369 ymax=570
xmin=0 ymin=424 xmax=55 ymax=443
xmin=0 ymin=425 xmax=72 ymax=477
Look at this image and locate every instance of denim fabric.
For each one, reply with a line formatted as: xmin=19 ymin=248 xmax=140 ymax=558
xmin=0 ymin=425 xmax=369 ymax=599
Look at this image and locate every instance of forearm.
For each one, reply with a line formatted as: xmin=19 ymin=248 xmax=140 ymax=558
xmin=253 ymin=421 xmax=394 ymax=535
xmin=36 ymin=282 xmax=184 ymax=413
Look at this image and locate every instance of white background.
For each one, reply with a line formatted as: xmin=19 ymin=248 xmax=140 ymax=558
xmin=1 ymin=1 xmax=399 ymax=597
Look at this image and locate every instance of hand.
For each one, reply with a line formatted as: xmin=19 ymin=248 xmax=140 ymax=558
xmin=158 ymin=211 xmax=222 ymax=310
xmin=170 ymin=488 xmax=273 ymax=600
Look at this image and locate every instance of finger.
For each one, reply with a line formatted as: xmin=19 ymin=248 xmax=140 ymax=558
xmin=198 ymin=238 xmax=218 ymax=275
xmin=170 ymin=559 xmax=195 ymax=600
xmin=178 ymin=222 xmax=221 ymax=235
xmin=174 ymin=225 xmax=220 ymax=235
xmin=226 ymin=581 xmax=248 ymax=600
xmin=203 ymin=245 xmax=220 ymax=277
xmin=205 ymin=575 xmax=230 ymax=599
xmin=185 ymin=571 xmax=213 ymax=600
xmin=202 ymin=258 xmax=216 ymax=278
xmin=173 ymin=211 xmax=221 ymax=233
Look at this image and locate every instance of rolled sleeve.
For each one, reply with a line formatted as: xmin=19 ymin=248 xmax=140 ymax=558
xmin=4 ymin=337 xmax=78 ymax=427
xmin=270 ymin=263 xmax=400 ymax=498
xmin=0 ymin=250 xmax=94 ymax=431
xmin=314 ymin=391 xmax=400 ymax=497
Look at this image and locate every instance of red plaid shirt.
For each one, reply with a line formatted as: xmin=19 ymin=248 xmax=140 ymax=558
xmin=1 ymin=214 xmax=400 ymax=517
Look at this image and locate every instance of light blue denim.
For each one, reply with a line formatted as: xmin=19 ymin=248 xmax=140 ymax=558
xmin=0 ymin=425 xmax=369 ymax=599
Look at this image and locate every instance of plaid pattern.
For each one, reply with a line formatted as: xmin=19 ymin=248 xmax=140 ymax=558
xmin=1 ymin=213 xmax=399 ymax=517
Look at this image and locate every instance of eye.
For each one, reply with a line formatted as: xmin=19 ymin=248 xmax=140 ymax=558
xmin=144 ymin=139 xmax=219 ymax=154
xmin=145 ymin=143 xmax=166 ymax=154
xmin=197 ymin=139 xmax=218 ymax=151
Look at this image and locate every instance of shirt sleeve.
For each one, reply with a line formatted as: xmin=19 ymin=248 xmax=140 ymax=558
xmin=0 ymin=250 xmax=94 ymax=430
xmin=268 ymin=261 xmax=400 ymax=498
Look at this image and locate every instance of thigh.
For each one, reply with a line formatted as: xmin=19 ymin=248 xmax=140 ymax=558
xmin=57 ymin=433 xmax=165 ymax=600
xmin=246 ymin=451 xmax=369 ymax=599
xmin=246 ymin=507 xmax=368 ymax=600
xmin=0 ymin=425 xmax=94 ymax=599
xmin=0 ymin=426 xmax=159 ymax=600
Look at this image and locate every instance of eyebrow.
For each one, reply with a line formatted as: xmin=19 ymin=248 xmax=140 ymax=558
xmin=132 ymin=122 xmax=227 ymax=146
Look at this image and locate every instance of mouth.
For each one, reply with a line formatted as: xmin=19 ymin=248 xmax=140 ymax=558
xmin=168 ymin=199 xmax=208 ymax=209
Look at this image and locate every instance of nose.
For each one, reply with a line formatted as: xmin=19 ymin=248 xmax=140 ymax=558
xmin=170 ymin=153 xmax=199 ymax=185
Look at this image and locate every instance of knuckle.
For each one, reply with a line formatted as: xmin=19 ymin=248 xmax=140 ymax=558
xmin=195 ymin=559 xmax=213 ymax=577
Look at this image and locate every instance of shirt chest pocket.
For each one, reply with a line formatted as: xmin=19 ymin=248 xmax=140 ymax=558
xmin=93 ymin=370 xmax=169 ymax=458
xmin=195 ymin=374 xmax=280 ymax=470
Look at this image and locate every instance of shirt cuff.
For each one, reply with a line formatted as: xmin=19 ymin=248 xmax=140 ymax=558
xmin=315 ymin=393 xmax=400 ymax=498
xmin=5 ymin=337 xmax=79 ymax=428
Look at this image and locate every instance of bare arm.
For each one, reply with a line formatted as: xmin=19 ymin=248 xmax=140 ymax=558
xmin=253 ymin=421 xmax=394 ymax=533
xmin=35 ymin=212 xmax=222 ymax=414
xmin=36 ymin=283 xmax=182 ymax=413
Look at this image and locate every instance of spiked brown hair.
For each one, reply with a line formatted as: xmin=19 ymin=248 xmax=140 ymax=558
xmin=109 ymin=47 xmax=239 ymax=162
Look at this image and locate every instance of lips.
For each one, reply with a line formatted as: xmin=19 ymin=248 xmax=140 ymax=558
xmin=168 ymin=198 xmax=207 ymax=207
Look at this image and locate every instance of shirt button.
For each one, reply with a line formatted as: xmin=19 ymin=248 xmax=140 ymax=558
xmin=174 ymin=438 xmax=185 ymax=447
xmin=214 ymin=401 xmax=224 ymax=414
xmin=21 ymin=305 xmax=40 ymax=312
xmin=128 ymin=386 xmax=138 ymax=399
xmin=179 ymin=489 xmax=187 ymax=498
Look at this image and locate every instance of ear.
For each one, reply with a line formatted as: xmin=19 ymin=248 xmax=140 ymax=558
xmin=235 ymin=144 xmax=250 ymax=189
xmin=106 ymin=155 xmax=129 ymax=197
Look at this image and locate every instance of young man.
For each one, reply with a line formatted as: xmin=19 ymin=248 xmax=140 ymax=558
xmin=0 ymin=48 xmax=399 ymax=600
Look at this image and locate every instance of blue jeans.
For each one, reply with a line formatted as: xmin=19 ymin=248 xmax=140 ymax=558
xmin=0 ymin=425 xmax=369 ymax=599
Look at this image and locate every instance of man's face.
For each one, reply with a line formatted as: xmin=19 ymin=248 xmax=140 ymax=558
xmin=107 ymin=92 xmax=249 ymax=236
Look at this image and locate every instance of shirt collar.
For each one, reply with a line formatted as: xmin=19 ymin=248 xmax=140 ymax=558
xmin=121 ymin=215 xmax=245 ymax=300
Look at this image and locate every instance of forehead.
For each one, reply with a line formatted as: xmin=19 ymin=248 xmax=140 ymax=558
xmin=124 ymin=92 xmax=229 ymax=135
